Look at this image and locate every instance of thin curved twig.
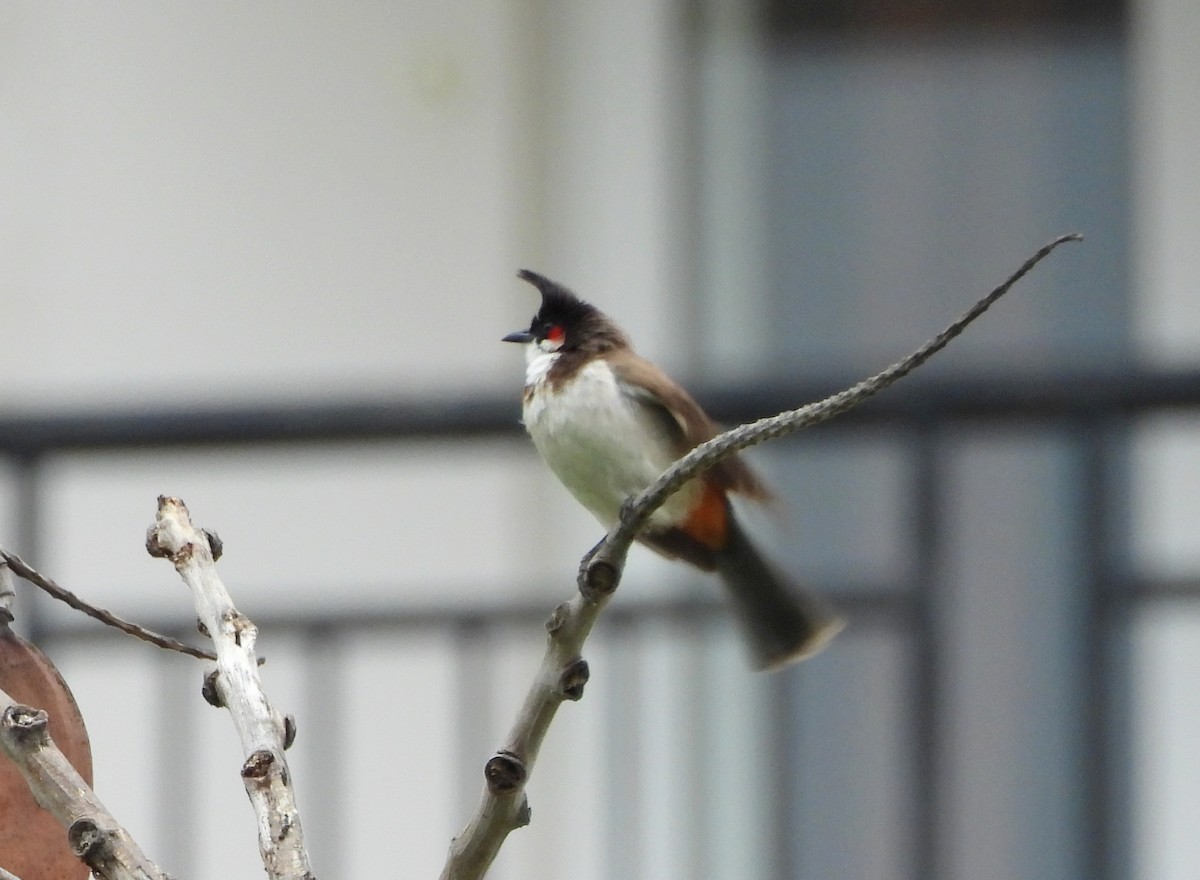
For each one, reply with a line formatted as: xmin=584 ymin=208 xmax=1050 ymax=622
xmin=0 ymin=547 xmax=217 ymax=662
xmin=593 ymin=232 xmax=1084 ymax=575
xmin=440 ymin=233 xmax=1082 ymax=880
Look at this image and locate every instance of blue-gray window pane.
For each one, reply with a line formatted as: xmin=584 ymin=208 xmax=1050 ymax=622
xmin=758 ymin=432 xmax=913 ymax=591
xmin=764 ymin=32 xmax=1130 ymax=376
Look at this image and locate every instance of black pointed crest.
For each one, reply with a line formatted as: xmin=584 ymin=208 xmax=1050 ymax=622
xmin=513 ymin=269 xmax=629 ymax=352
xmin=516 ymin=269 xmax=596 ymax=326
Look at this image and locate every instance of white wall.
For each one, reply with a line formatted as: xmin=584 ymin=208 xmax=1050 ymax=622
xmin=1 ymin=2 xmax=520 ymax=407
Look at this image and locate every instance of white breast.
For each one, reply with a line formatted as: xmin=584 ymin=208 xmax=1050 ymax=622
xmin=521 ymin=353 xmax=700 ymax=529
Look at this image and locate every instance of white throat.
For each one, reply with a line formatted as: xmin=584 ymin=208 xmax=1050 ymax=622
xmin=523 ymin=344 xmax=559 ymax=387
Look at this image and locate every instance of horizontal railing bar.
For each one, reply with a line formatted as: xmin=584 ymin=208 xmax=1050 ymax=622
xmin=24 ymin=584 xmax=914 ymax=647
xmin=2 ymin=370 xmax=1200 ymax=455
xmin=26 ymin=573 xmax=1199 ymax=650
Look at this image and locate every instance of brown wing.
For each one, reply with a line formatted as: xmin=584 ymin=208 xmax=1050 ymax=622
xmin=608 ymin=350 xmax=771 ymax=501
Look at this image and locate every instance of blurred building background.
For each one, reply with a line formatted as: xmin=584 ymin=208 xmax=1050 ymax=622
xmin=1 ymin=1 xmax=1198 ymax=878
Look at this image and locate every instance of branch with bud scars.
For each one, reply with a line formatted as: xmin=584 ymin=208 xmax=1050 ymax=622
xmin=0 ymin=563 xmax=168 ymax=880
xmin=145 ymin=496 xmax=313 ymax=880
xmin=440 ymin=233 xmax=1083 ymax=880
xmin=0 ymin=693 xmax=169 ymax=880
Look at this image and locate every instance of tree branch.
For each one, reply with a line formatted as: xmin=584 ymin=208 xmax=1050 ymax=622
xmin=440 ymin=233 xmax=1082 ymax=880
xmin=0 ymin=562 xmax=13 ymax=625
xmin=588 ymin=232 xmax=1083 ymax=581
xmin=0 ymin=547 xmax=217 ymax=662
xmin=0 ymin=691 xmax=168 ymax=880
xmin=145 ymin=496 xmax=314 ymax=880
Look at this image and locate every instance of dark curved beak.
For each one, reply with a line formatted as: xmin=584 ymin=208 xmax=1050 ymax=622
xmin=502 ymin=330 xmax=534 ymax=344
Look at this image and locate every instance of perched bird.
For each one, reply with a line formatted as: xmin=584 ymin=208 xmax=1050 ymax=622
xmin=503 ymin=270 xmax=843 ymax=670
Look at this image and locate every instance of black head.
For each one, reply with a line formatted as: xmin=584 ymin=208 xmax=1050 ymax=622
xmin=502 ymin=270 xmax=628 ymax=354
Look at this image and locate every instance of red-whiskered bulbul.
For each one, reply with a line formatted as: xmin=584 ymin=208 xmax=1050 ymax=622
xmin=503 ymin=270 xmax=843 ymax=670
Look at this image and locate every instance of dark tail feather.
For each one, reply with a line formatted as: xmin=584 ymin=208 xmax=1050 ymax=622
xmin=715 ymin=514 xmax=843 ymax=670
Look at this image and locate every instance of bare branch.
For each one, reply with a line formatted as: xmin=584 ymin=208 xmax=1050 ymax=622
xmin=0 ymin=693 xmax=168 ymax=880
xmin=0 ymin=562 xmax=13 ymax=624
xmin=440 ymin=233 xmax=1082 ymax=879
xmin=0 ymin=547 xmax=217 ymax=662
xmin=145 ymin=496 xmax=314 ymax=880
xmin=589 ymin=232 xmax=1083 ymax=580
